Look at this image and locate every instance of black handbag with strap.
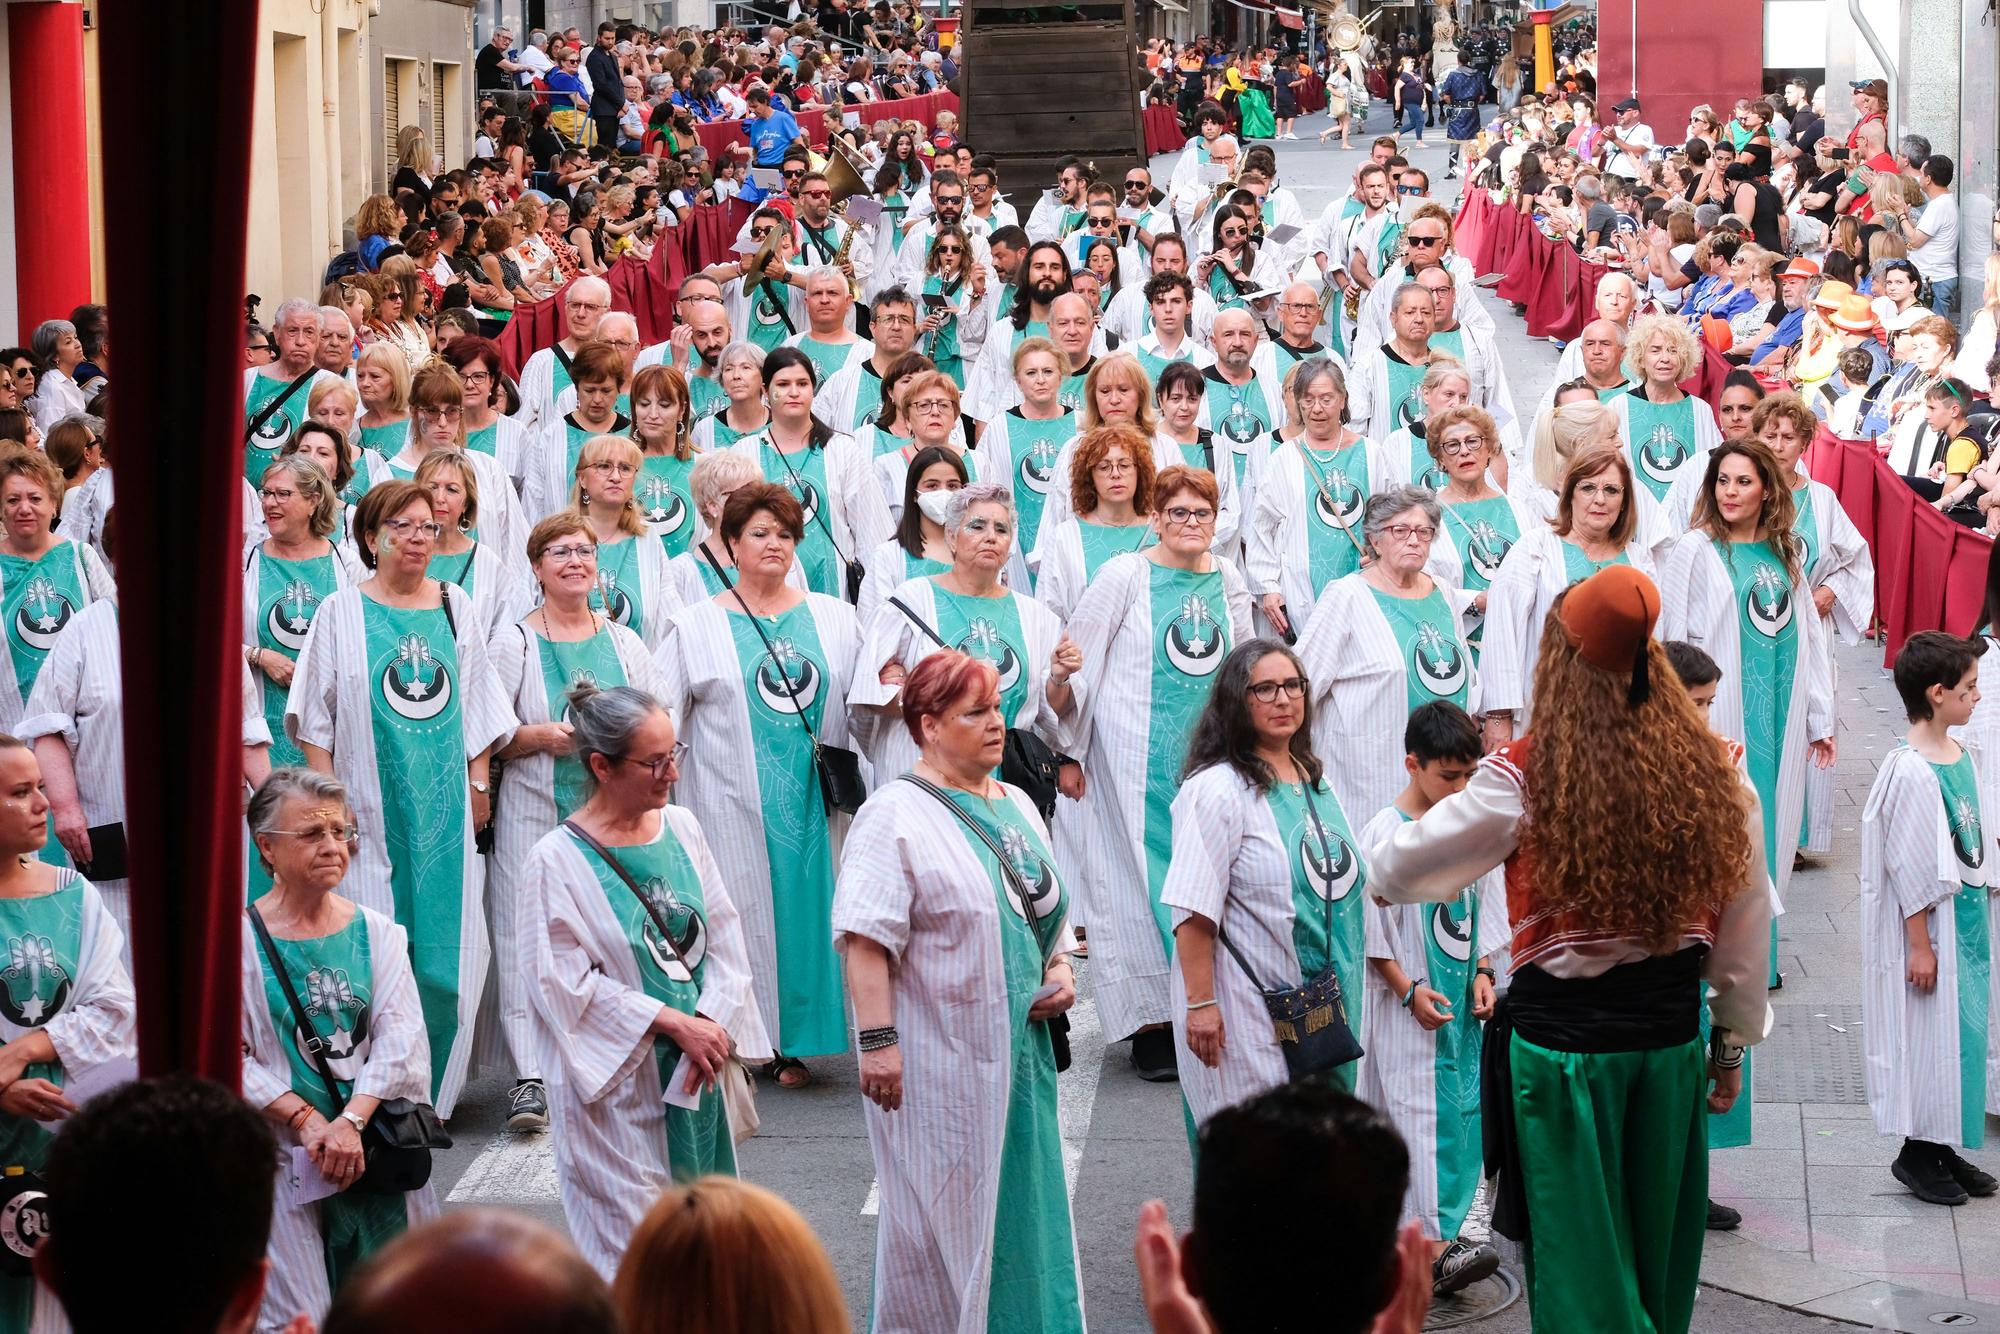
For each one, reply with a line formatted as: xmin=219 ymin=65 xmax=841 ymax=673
xmin=1213 ymin=781 xmax=1364 ymax=1082
xmin=244 ymin=367 xmax=316 ymax=444
xmin=247 ymin=905 xmax=451 ymax=1194
xmin=898 ymin=774 xmax=1071 ymax=1072
xmin=887 ymin=594 xmax=1066 ymax=820
xmin=765 ymin=438 xmax=866 ymax=604
xmin=719 ymin=579 xmax=866 ymax=815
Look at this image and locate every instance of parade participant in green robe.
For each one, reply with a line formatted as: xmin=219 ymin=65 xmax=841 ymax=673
xmin=689 ymin=342 xmax=772 ymax=452
xmin=630 ymin=363 xmax=701 ymax=560
xmin=243 ymin=298 xmax=341 ymax=486
xmin=353 ymin=344 xmax=414 ymax=463
xmin=1369 ymin=565 xmax=1772 ymax=1334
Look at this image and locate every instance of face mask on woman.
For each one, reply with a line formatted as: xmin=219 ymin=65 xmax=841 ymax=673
xmin=915 ymin=487 xmax=957 ymax=525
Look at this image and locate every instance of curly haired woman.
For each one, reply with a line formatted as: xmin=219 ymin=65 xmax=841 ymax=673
xmin=1367 ymin=565 xmax=1773 ymax=1334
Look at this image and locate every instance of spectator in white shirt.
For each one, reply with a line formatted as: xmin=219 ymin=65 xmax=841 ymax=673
xmin=474 ymin=105 xmax=504 ymax=159
xmin=28 ymin=319 xmax=86 ymax=432
xmin=1884 ymin=154 xmax=1961 ymax=313
xmin=1602 ymin=97 xmax=1655 ymax=181
xmin=519 ymin=31 xmax=555 ymax=86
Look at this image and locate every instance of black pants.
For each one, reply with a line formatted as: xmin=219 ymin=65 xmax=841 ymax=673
xmin=592 ymin=113 xmax=620 ymax=152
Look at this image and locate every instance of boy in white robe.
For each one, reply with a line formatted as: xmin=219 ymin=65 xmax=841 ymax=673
xmin=1359 ymin=701 xmax=1506 ymax=1298
xmin=1860 ymin=630 xmax=2000 ymax=1206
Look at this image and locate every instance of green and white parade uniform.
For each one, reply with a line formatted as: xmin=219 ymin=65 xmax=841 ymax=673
xmin=521 ymin=808 xmax=771 ymax=1276
xmin=979 ymin=406 xmax=1077 ymax=591
xmin=1032 ymin=518 xmax=1158 ymax=622
xmin=635 ymin=450 xmax=700 ymax=560
xmin=657 ymin=595 xmax=860 ymax=1061
xmin=662 ymin=543 xmax=809 ymax=609
xmin=425 ymin=539 xmax=532 ymax=645
xmin=1133 ymin=330 xmax=1216 ymax=387
xmin=487 ymin=616 xmax=664 ymax=1088
xmin=857 ymin=536 xmax=950 ymax=629
xmin=1360 ymin=809 xmax=1511 ymax=1240
xmin=463 ymin=413 xmax=529 ymax=493
xmin=1610 ymin=388 xmax=1723 ymax=503
xmin=833 ymin=778 xmax=1084 ymax=1334
xmin=690 ymin=407 xmax=772 ymax=453
xmin=0 ymin=872 xmax=132 ymax=1334
xmin=1348 ymin=343 xmax=1434 ymax=444
xmin=1058 ymin=551 xmax=1253 ymax=1041
xmin=872 ymin=438 xmax=998 ymax=525
xmin=242 ymin=902 xmax=431 ymax=1328
xmin=522 ymin=411 xmax=633 ymax=523
xmin=782 ymin=331 xmax=872 ymax=389
xmin=578 ymin=531 xmax=681 ymax=654
xmin=242 ymin=366 xmax=342 ymax=485
xmin=729 ymin=428 xmax=893 ymax=600
xmin=1194 ymin=365 xmax=1277 ymax=505
xmin=284 ymin=584 xmax=515 ymax=1117
xmin=724 ymin=272 xmax=805 ymax=356
xmin=1428 ymin=492 xmax=1534 ymax=659
xmin=1860 ymin=744 xmax=1999 ymax=1152
xmin=0 ymin=538 xmax=115 ymax=732
xmin=1164 ymin=763 xmax=1370 ymax=1120
xmin=1794 ymin=474 xmax=1872 ymax=854
xmin=1246 ymin=434 xmax=1384 ymax=633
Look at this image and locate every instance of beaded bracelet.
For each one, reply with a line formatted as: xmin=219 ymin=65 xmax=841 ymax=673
xmin=857 ymin=1025 xmax=899 ymax=1052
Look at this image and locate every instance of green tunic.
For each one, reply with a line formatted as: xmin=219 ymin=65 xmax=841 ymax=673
xmin=638 ymin=454 xmax=698 ymax=558
xmin=1402 ymin=423 xmax=1448 ymax=490
xmin=1724 ymin=539 xmax=1800 ymax=885
xmin=556 ymin=413 xmax=634 ymax=493
xmin=465 ymin=421 xmax=500 ymax=460
xmin=588 ymin=536 xmax=649 ymax=640
xmin=1560 ymin=540 xmax=1631 ymax=584
xmin=362 ymin=598 xmax=469 ymax=1102
xmin=921 ymin=274 xmax=967 ymax=385
xmin=759 ymin=441 xmax=842 ymax=597
xmin=1625 ymin=393 xmax=1698 ymax=501
xmin=998 ymin=409 xmax=1076 ymax=569
xmin=1368 ymin=586 xmax=1471 ymax=715
xmin=358 ymin=420 xmax=409 ymax=461
xmin=796 ymin=336 xmax=862 ymax=387
xmin=689 ymin=374 xmax=727 ymax=425
xmin=1075 ymin=520 xmax=1155 ymax=583
xmin=0 ymin=543 xmax=86 ymax=711
xmin=1382 ymin=351 xmax=1428 ymax=435
xmin=744 ymin=278 xmax=795 ymax=354
xmin=426 ymin=546 xmax=478 ymax=599
xmin=940 ymin=789 xmax=1081 ymax=1334
xmin=245 ymin=371 xmax=317 ymax=483
xmin=932 ymin=586 xmax=1030 ymax=729
xmin=1439 ymin=496 xmax=1520 ymax=658
xmin=538 ymin=630 xmax=628 ymax=818
xmin=1297 ymin=440 xmax=1372 ymax=592
xmin=254 ymin=913 xmax=410 ymax=1290
xmin=1201 ymin=371 xmax=1271 ymax=487
xmin=1142 ymin=564 xmax=1235 ymax=952
xmin=1267 ymin=778 xmax=1366 ymax=1094
xmin=1931 ymin=752 xmax=1993 ymax=1148
xmin=725 ymin=604 xmax=844 ymax=1056
xmin=570 ymin=823 xmax=737 ymax=1178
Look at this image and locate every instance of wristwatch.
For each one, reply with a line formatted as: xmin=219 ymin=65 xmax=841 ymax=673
xmin=340 ymin=1110 xmax=367 ymax=1132
xmin=470 ymin=780 xmax=491 ymax=794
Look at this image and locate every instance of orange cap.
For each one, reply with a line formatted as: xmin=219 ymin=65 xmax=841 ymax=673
xmin=1559 ymin=564 xmax=1660 ymax=676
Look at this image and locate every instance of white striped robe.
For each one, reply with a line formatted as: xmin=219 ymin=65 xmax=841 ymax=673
xmin=1162 ymin=763 xmax=1330 ymax=1126
xmin=1359 ymin=806 xmax=1511 ymax=1238
xmin=1479 ymin=526 xmax=1658 ymax=726
xmin=284 ymin=584 xmax=516 ymax=1117
xmin=1057 ymin=553 xmax=1253 ymax=1041
xmin=1858 ymin=745 xmax=2000 ymax=1142
xmin=583 ymin=533 xmax=681 ymax=654
xmin=468 ymin=411 xmax=530 ymax=495
xmin=1421 ymin=490 xmax=1536 ymax=645
xmin=431 ymin=539 xmax=534 ymax=647
xmin=1245 ymin=434 xmax=1387 ymax=634
xmin=873 ymin=437 xmax=1001 ymax=524
xmin=1658 ymin=530 xmax=1833 ymax=912
xmin=241 ymin=904 xmax=436 ymax=1333
xmin=381 ymin=442 xmax=533 ymax=594
xmin=849 ymin=577 xmax=1066 ymax=784
xmin=663 ymin=548 xmax=810 ymax=611
xmin=1031 ymin=517 xmax=1158 ymax=625
xmin=0 ymin=537 xmax=116 ymax=730
xmin=510 ymin=343 xmax=571 ymax=445
xmin=520 ymin=811 xmax=772 ymax=1277
xmin=833 ymin=779 xmax=1083 ymax=1334
xmin=1295 ymin=572 xmax=1482 ymax=838
xmin=1797 ymin=475 xmax=1873 ymax=853
xmin=484 ymin=619 xmax=665 ymax=1081
xmin=654 ymin=595 xmax=860 ymax=1051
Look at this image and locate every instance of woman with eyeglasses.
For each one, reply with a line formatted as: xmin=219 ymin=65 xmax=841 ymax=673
xmin=919 ymin=225 xmax=987 ymax=389
xmin=392 ymin=364 xmax=532 ymax=575
xmin=441 ymin=335 xmax=527 ymax=493
xmin=1294 ymin=486 xmax=1477 ymax=830
xmin=1381 ymin=360 xmax=1473 ymax=492
xmin=1247 ymin=358 xmax=1384 ymax=642
xmin=0 ymin=444 xmax=115 ymax=738
xmin=1609 ymin=313 xmax=1723 ymax=505
xmin=1164 ymin=634 xmax=1369 ymax=1118
xmin=355 ymin=343 xmax=414 ymax=462
xmin=241 ymin=766 xmax=428 ymax=1329
xmin=657 ymin=482 xmax=861 ymax=1092
xmin=1484 ymin=446 xmax=1656 ymax=749
xmin=1421 ymin=405 xmax=1534 ymax=663
xmin=872 ymin=372 xmax=990 ymax=523
xmin=1058 ymin=463 xmax=1251 ymax=1080
xmin=854 ymin=351 xmax=936 ymax=463
xmin=526 ymin=341 xmax=632 ymax=523
xmin=690 ymin=342 xmax=772 ymax=452
xmin=1033 ymin=424 xmax=1158 ymax=622
xmin=569 ymin=435 xmax=681 ymax=653
xmin=979 ymin=338 xmax=1077 ymax=593
xmin=730 ymin=347 xmax=892 ymax=602
xmin=489 ymin=513 xmax=669 ymax=1135
xmin=1035 ymin=353 xmax=1161 ymax=541
xmin=287 ymin=480 xmax=513 ymax=1120
xmin=518 ymin=678 xmax=767 ymax=1274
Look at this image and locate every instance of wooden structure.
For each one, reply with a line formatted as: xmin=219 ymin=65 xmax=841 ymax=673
xmin=957 ymin=1 xmax=1148 ymax=209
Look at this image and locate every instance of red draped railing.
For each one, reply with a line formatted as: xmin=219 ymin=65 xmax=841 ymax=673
xmin=684 ymin=90 xmax=959 ymax=163
xmin=1807 ymin=430 xmax=1992 ymax=660
xmin=1144 ymin=103 xmax=1187 ymax=157
xmin=693 ymin=107 xmax=829 ymax=162
xmin=495 ymin=198 xmax=757 ymax=376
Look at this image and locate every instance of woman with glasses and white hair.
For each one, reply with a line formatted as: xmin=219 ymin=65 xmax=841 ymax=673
xmin=489 ymin=512 xmax=669 ymax=1134
xmin=1058 ymin=463 xmax=1251 ymax=1080
xmin=871 ymin=371 xmax=994 ymax=522
xmin=520 ymin=680 xmax=770 ymax=1276
xmin=1294 ymin=486 xmax=1478 ymax=830
xmin=396 ymin=364 xmax=533 ymax=585
xmin=286 ymin=480 xmax=514 ymax=1119
xmin=656 ymin=482 xmax=862 ymax=1092
xmin=570 ymin=435 xmax=681 ymax=652
xmin=689 ymin=342 xmax=772 ymax=451
xmin=241 ymin=767 xmax=433 ymax=1329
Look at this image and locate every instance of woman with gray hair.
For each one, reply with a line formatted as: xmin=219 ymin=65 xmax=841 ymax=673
xmin=519 ymin=681 xmax=769 ymax=1276
xmin=240 ymin=766 xmax=434 ymax=1329
xmin=28 ymin=319 xmax=86 ymax=435
xmin=688 ymin=342 xmax=771 ymax=451
xmin=1294 ymin=485 xmax=1477 ymax=826
xmin=851 ymin=479 xmax=1077 ymax=782
xmin=1246 ymin=357 xmax=1386 ymax=639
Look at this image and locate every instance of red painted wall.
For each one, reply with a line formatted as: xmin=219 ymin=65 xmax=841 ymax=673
xmin=1595 ymin=0 xmax=1765 ymax=145
xmin=9 ymin=3 xmax=92 ymax=338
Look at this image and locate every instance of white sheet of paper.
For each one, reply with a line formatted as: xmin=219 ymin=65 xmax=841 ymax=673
xmin=1199 ymin=162 xmax=1231 ymax=187
xmin=662 ymin=1053 xmax=704 ymax=1110
xmin=284 ymin=1147 xmax=341 ymax=1207
xmin=1266 ymin=222 xmax=1302 ymax=245
xmin=844 ymin=195 xmax=884 ymax=225
xmin=60 ymin=1055 xmax=136 ymax=1109
xmin=1245 ymin=287 xmax=1285 ymax=303
xmin=748 ymin=167 xmax=785 ymax=191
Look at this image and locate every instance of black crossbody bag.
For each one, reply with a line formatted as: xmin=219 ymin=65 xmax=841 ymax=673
xmin=1214 ymin=781 xmax=1363 ymax=1081
xmin=887 ymin=595 xmax=1065 ymax=820
xmin=247 ymin=906 xmax=451 ymax=1193
xmin=899 ymin=774 xmax=1070 ymax=1072
xmin=719 ymin=581 xmax=866 ymax=815
xmin=765 ymin=438 xmax=867 ymax=603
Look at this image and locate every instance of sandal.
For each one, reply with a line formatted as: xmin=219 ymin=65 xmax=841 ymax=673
xmin=762 ymin=1056 xmax=812 ymax=1090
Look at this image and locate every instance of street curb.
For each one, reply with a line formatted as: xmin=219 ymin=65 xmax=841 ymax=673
xmin=1703 ymin=1225 xmax=2000 ymax=1329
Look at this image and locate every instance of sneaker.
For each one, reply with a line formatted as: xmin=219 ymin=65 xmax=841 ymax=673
xmin=1892 ymin=1140 xmax=1969 ymax=1205
xmin=1941 ymin=1147 xmax=2000 ymax=1197
xmin=507 ymin=1079 xmax=549 ymax=1131
xmin=1432 ymin=1239 xmax=1500 ymax=1298
xmin=1706 ymin=1198 xmax=1742 ymax=1230
xmin=1130 ymin=1027 xmax=1179 ymax=1082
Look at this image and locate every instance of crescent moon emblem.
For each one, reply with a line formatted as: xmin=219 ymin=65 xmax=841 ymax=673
xmin=378 ymin=656 xmax=455 ymax=722
xmin=12 ymin=598 xmax=73 ymax=652
xmin=1300 ymin=827 xmax=1361 ymax=902
xmin=1431 ymin=902 xmax=1474 ymax=962
xmin=755 ymin=651 xmax=822 ymax=715
xmin=1163 ymin=613 xmax=1225 ymax=677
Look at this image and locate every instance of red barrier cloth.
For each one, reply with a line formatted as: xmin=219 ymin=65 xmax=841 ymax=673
xmin=1293 ymin=72 xmax=1326 ymax=116
xmin=100 ymin=0 xmax=258 ymax=1084
xmin=695 ymin=107 xmax=830 ymax=161
xmin=1144 ymin=103 xmax=1188 ymax=157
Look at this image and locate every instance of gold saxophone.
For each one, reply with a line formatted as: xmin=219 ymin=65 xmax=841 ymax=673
xmin=831 ymin=210 xmax=859 ymax=298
